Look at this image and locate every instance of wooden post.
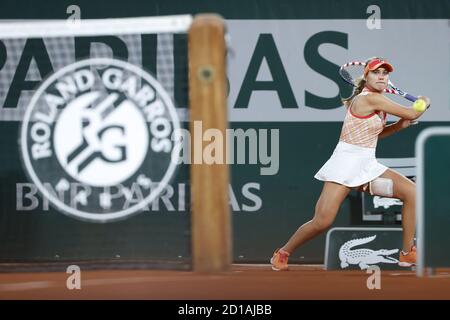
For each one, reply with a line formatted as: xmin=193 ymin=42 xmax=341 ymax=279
xmin=188 ymin=14 xmax=231 ymax=272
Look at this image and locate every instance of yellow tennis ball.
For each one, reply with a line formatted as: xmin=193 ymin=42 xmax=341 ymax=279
xmin=413 ymin=99 xmax=427 ymax=112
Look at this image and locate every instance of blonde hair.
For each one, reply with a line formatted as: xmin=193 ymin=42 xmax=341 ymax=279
xmin=341 ymin=56 xmax=386 ymax=105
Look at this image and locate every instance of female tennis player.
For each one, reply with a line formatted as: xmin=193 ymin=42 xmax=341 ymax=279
xmin=271 ymin=57 xmax=430 ymax=271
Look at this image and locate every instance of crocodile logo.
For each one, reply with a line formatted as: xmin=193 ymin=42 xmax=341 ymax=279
xmin=339 ymin=235 xmax=399 ymax=270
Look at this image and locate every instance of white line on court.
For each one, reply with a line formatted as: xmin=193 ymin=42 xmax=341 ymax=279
xmin=0 ymin=281 xmax=54 ymax=292
xmin=0 ymin=275 xmax=223 ymax=292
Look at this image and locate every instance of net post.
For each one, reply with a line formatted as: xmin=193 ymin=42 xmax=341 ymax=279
xmin=188 ymin=14 xmax=231 ymax=272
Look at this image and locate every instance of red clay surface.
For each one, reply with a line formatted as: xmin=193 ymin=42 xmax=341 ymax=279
xmin=1 ymin=264 xmax=450 ymax=300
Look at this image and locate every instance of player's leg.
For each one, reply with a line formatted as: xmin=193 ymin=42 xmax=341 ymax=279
xmin=376 ymin=169 xmax=416 ymax=253
xmin=271 ymin=181 xmax=351 ymax=270
xmin=281 ymin=181 xmax=351 ymax=253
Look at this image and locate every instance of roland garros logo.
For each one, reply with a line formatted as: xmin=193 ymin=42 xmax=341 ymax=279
xmin=20 ymin=58 xmax=180 ymax=222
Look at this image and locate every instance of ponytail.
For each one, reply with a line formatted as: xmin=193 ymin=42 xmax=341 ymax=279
xmin=341 ymin=56 xmax=385 ymax=105
xmin=342 ymin=77 xmax=366 ymax=105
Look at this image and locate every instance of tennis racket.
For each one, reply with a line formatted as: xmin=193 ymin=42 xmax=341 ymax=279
xmin=339 ymin=61 xmax=419 ymax=102
xmin=339 ymin=61 xmax=430 ymax=124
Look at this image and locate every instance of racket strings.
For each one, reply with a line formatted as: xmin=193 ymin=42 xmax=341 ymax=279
xmin=339 ymin=64 xmax=365 ymax=86
xmin=339 ymin=61 xmax=418 ymax=103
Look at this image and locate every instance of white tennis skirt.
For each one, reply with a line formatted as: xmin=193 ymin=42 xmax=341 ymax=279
xmin=314 ymin=141 xmax=388 ymax=187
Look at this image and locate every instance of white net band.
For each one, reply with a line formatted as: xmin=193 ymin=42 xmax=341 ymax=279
xmin=0 ymin=15 xmax=193 ymax=38
xmin=0 ymin=15 xmax=191 ymax=121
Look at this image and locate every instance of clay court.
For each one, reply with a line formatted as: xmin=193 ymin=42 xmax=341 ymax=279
xmin=1 ymin=264 xmax=450 ymax=300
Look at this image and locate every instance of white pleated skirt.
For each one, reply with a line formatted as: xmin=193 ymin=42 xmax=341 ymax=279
xmin=314 ymin=141 xmax=388 ymax=187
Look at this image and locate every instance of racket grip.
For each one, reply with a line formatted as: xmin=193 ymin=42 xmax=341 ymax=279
xmin=405 ymin=93 xmax=418 ymax=102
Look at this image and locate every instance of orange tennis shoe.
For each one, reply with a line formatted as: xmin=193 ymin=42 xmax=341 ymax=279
xmin=270 ymin=248 xmax=289 ymax=271
xmin=399 ymin=245 xmax=416 ymax=267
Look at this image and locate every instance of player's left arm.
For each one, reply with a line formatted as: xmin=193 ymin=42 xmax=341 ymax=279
xmin=378 ymin=120 xmax=408 ymax=139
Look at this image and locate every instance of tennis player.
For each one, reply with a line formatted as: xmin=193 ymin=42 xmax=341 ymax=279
xmin=271 ymin=57 xmax=430 ymax=271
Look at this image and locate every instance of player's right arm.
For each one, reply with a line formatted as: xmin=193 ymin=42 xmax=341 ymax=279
xmin=366 ymin=94 xmax=430 ymax=120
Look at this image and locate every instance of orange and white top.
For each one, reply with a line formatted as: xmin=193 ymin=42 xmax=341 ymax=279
xmin=339 ymin=92 xmax=387 ymax=149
